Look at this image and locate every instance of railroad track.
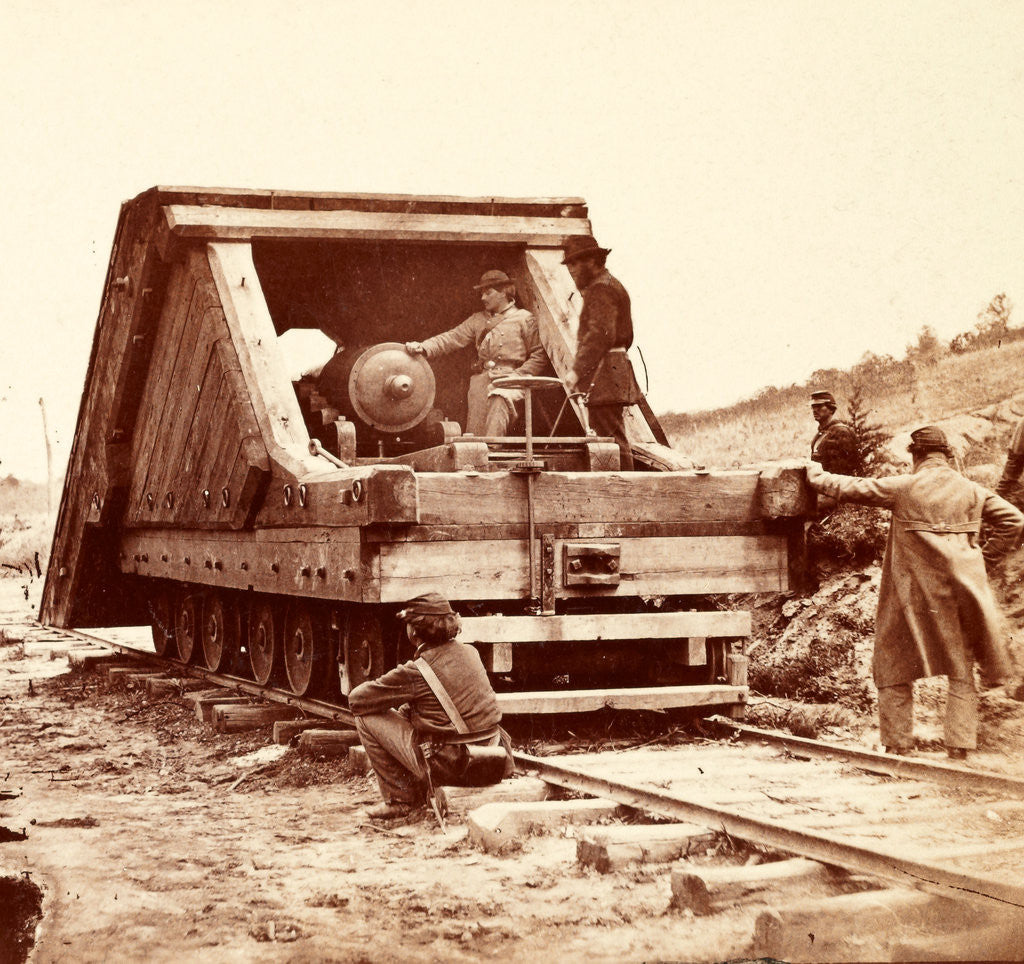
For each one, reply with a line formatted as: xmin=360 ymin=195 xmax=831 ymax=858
xmin=7 ymin=614 xmax=1024 ymax=961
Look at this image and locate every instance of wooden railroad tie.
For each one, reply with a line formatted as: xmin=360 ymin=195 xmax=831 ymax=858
xmin=750 ymin=887 xmax=997 ymax=962
xmin=295 ymin=729 xmax=361 ymax=757
xmin=577 ymin=823 xmax=718 ymax=874
xmin=213 ymin=703 xmax=300 ymax=733
xmin=191 ymin=694 xmax=251 ymax=723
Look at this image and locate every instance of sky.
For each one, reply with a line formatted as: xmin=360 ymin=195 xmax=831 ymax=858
xmin=2 ymin=0 xmax=1023 ymax=482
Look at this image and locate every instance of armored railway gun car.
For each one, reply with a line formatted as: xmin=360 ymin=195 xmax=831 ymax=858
xmin=42 ymin=187 xmax=812 ymax=714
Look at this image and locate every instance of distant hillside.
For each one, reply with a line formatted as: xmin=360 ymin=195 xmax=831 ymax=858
xmin=0 ymin=475 xmax=50 ymax=516
xmin=661 ymin=339 xmax=1024 ymax=469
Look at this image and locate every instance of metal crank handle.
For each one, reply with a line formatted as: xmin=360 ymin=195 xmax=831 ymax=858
xmin=309 ymin=438 xmax=349 ymax=468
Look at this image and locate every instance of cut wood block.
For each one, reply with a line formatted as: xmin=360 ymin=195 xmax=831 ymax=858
xmin=441 ymin=777 xmax=553 ymax=815
xmin=146 ymin=677 xmax=184 ymax=698
xmin=68 ymin=652 xmax=130 ymax=672
xmin=296 ymin=729 xmax=361 ymax=757
xmin=213 ymin=703 xmax=300 ymax=733
xmin=193 ymin=695 xmax=250 ymax=723
xmin=348 ymin=745 xmax=370 ymax=773
xmin=467 ymin=799 xmax=624 ymax=855
xmin=751 ymin=888 xmax=991 ymax=963
xmin=178 ymin=677 xmax=213 ymax=693
xmin=671 ymin=857 xmax=835 ymax=916
xmin=578 ymin=823 xmax=717 ymax=873
xmin=273 ymin=719 xmax=339 ymax=745
xmin=124 ymin=671 xmax=168 ymax=689
xmin=105 ymin=667 xmax=164 ymax=688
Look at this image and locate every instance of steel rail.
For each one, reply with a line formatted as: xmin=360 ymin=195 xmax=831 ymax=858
xmin=703 ymin=716 xmax=1024 ymax=798
xmin=55 ymin=628 xmax=355 ymax=726
xmin=512 ymin=750 xmax=1024 ymax=910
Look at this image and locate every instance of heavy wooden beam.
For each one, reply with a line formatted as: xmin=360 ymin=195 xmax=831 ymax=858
xmin=496 ymin=684 xmax=747 ymax=715
xmin=460 ymin=610 xmax=751 ymax=643
xmin=161 ymin=206 xmax=592 ymax=247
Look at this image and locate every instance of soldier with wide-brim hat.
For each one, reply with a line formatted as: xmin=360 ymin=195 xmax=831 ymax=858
xmin=561 ymin=234 xmax=640 ymax=470
xmin=561 ymin=235 xmax=611 ymax=265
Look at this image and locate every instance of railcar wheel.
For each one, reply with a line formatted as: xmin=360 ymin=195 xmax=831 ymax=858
xmin=149 ymin=583 xmax=177 ymax=658
xmin=202 ymin=591 xmax=242 ymax=673
xmin=173 ymin=590 xmax=201 ymax=664
xmin=248 ymin=598 xmax=280 ymax=685
xmin=339 ymin=607 xmax=385 ymax=695
xmin=284 ymin=600 xmax=331 ymax=696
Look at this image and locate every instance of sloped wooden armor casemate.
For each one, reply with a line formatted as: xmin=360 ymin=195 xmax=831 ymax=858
xmin=42 ymin=186 xmax=812 ymax=713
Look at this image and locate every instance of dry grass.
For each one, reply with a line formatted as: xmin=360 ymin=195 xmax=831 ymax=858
xmin=0 ymin=511 xmax=51 ymax=583
xmin=746 ymin=700 xmax=857 ymax=739
xmin=665 ymin=340 xmax=1024 ymax=468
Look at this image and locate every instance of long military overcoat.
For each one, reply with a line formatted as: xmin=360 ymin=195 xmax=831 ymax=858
xmin=809 ymin=454 xmax=1024 ymax=687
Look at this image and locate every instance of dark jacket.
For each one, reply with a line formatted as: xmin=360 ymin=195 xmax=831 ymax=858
xmin=573 ymin=269 xmax=642 ymax=406
xmin=348 ymin=640 xmax=501 ymax=735
xmin=811 ymin=415 xmax=858 ymax=475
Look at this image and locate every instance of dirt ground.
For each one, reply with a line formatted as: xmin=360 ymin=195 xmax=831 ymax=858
xmin=0 ymin=579 xmax=788 ymax=964
xmin=4 ymin=569 xmax=1024 ymax=964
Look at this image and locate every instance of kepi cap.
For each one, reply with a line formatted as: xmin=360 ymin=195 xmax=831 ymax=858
xmin=810 ymin=390 xmax=836 ymax=406
xmin=396 ymin=592 xmax=455 ymax=620
xmin=561 ymin=235 xmax=611 ymax=265
xmin=908 ymin=425 xmax=950 ymax=451
xmin=473 ymin=269 xmax=512 ymax=291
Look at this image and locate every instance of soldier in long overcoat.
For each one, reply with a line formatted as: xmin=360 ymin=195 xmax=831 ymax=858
xmin=806 ymin=425 xmax=1024 ymax=759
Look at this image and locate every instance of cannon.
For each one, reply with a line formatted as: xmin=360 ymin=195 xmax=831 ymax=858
xmin=41 ymin=187 xmax=813 ymax=714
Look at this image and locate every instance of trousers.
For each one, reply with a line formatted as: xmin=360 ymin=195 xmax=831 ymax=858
xmin=466 ymin=372 xmax=517 ymax=437
xmin=355 ymin=711 xmax=504 ymax=805
xmin=877 ymin=676 xmax=978 ymax=750
xmin=588 ymin=404 xmax=633 ymax=470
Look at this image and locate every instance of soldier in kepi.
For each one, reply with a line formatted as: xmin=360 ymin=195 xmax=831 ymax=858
xmin=562 ymin=235 xmax=642 ymax=471
xmin=405 ymin=270 xmax=547 ymax=437
xmin=806 ymin=426 xmax=1024 ymax=760
xmin=810 ymin=390 xmax=859 ymax=475
xmin=349 ymin=592 xmax=512 ymax=820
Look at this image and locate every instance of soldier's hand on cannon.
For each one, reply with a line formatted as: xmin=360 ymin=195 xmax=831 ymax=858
xmin=404 ymin=341 xmax=426 ymax=355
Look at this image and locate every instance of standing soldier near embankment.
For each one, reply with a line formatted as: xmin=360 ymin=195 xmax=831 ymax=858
xmin=806 ymin=426 xmax=1024 ymax=760
xmin=809 ymin=390 xmax=858 ymax=475
xmin=995 ymin=413 xmax=1024 ymax=511
xmin=562 ymin=236 xmax=642 ymax=471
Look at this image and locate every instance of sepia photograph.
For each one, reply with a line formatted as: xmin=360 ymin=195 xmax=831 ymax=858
xmin=2 ymin=1 xmax=1024 ymax=961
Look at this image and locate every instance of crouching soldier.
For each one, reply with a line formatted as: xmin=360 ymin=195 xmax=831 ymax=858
xmin=349 ymin=592 xmax=512 ymax=820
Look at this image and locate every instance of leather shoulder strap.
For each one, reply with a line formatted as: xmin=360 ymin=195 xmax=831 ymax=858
xmin=415 ymin=657 xmax=469 ymax=733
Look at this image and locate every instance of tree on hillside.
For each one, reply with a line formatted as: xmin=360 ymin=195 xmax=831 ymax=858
xmin=846 ymin=383 xmax=890 ymax=477
xmin=950 ymin=292 xmax=1016 ymax=354
xmin=906 ymin=325 xmax=944 ymax=368
xmin=849 ymin=351 xmax=913 ymax=394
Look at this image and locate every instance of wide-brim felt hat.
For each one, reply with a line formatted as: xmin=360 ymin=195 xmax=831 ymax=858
xmin=561 ymin=235 xmax=611 ymax=264
xmin=397 ymin=592 xmax=454 ymax=620
xmin=473 ymin=269 xmax=512 ymax=290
